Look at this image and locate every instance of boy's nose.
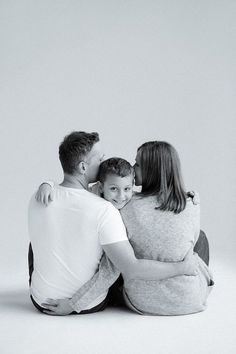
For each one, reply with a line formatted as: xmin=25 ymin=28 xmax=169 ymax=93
xmin=118 ymin=191 xmax=125 ymax=199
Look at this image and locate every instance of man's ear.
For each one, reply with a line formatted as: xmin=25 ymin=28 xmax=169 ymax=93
xmin=78 ymin=161 xmax=87 ymax=175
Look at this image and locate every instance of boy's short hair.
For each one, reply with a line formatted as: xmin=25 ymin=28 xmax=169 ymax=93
xmin=98 ymin=157 xmax=134 ymax=183
xmin=59 ymin=131 xmax=99 ymax=174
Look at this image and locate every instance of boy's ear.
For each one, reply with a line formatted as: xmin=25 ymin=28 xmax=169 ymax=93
xmin=97 ymin=181 xmax=104 ymax=193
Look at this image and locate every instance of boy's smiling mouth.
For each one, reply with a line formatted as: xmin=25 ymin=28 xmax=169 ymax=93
xmin=112 ymin=199 xmax=127 ymax=206
xmin=113 ymin=199 xmax=126 ymax=204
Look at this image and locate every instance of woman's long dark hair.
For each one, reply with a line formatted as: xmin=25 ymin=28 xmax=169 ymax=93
xmin=138 ymin=141 xmax=187 ymax=214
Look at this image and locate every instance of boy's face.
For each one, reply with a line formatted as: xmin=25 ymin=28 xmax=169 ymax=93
xmin=101 ymin=174 xmax=133 ymax=209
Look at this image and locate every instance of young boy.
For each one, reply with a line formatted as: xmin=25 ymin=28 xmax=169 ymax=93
xmin=92 ymin=157 xmax=134 ymax=209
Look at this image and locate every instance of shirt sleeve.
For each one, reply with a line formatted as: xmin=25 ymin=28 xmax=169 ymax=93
xmin=98 ymin=204 xmax=128 ymax=245
xmin=69 ymin=252 xmax=120 ymax=313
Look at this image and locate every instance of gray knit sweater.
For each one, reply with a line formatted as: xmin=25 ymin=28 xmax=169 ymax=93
xmin=120 ymin=193 xmax=213 ymax=315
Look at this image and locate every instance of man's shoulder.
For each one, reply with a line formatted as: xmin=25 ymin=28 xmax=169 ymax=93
xmin=55 ymin=186 xmax=110 ymax=205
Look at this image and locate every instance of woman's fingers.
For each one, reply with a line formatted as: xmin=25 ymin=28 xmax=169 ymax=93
xmin=45 ymin=298 xmax=58 ymax=305
xmin=47 ymin=298 xmax=58 ymax=303
xmin=43 ymin=310 xmax=58 ymax=316
xmin=41 ymin=304 xmax=56 ymax=310
xmin=41 ymin=300 xmax=58 ymax=309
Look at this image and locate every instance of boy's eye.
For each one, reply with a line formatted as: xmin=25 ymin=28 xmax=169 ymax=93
xmin=125 ymin=187 xmax=131 ymax=192
xmin=110 ymin=187 xmax=117 ymax=191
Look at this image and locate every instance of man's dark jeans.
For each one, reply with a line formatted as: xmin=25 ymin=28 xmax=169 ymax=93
xmin=28 ymin=230 xmax=210 ymax=312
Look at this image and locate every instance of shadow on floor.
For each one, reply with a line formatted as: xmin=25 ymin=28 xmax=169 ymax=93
xmin=0 ymin=288 xmax=35 ymax=313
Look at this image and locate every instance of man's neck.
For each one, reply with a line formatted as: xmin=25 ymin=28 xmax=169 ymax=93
xmin=60 ymin=173 xmax=88 ymax=190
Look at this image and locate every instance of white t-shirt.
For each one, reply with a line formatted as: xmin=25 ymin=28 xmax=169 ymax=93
xmin=28 ymin=185 xmax=128 ymax=310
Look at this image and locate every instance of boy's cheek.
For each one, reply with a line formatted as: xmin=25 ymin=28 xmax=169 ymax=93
xmin=119 ymin=199 xmax=130 ymax=210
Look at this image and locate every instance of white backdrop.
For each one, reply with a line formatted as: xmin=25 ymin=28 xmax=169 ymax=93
xmin=1 ymin=0 xmax=235 ymax=277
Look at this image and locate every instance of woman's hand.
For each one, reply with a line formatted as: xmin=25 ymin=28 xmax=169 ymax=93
xmin=41 ymin=298 xmax=74 ymax=316
xmin=187 ymin=191 xmax=200 ymax=205
xmin=35 ymin=183 xmax=54 ymax=206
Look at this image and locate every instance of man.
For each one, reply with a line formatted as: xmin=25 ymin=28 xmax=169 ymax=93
xmin=28 ymin=131 xmax=196 ymax=315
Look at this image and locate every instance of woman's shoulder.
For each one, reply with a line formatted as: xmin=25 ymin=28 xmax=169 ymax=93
xmin=130 ymin=192 xmax=157 ymax=203
xmin=122 ymin=193 xmax=157 ymax=213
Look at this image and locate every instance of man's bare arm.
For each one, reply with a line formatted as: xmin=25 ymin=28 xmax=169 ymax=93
xmin=103 ymin=240 xmax=197 ymax=281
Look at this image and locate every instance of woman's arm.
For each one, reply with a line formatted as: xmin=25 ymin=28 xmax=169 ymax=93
xmin=41 ymin=252 xmax=120 ymax=315
xmin=41 ymin=244 xmax=197 ymax=315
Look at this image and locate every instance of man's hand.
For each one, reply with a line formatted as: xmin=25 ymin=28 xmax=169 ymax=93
xmin=182 ymin=248 xmax=198 ymax=276
xmin=35 ymin=183 xmax=54 ymax=207
xmin=41 ymin=298 xmax=74 ymax=316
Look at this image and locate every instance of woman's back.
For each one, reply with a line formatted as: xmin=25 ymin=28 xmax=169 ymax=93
xmin=120 ymin=193 xmax=212 ymax=315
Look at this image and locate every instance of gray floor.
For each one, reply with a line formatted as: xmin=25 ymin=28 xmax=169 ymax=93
xmin=1 ymin=259 xmax=236 ymax=354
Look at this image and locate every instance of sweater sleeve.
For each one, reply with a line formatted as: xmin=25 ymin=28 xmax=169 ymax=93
xmin=68 ymin=252 xmax=120 ymax=313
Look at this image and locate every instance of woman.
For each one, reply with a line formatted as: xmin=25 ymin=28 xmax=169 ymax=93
xmin=119 ymin=141 xmax=213 ymax=315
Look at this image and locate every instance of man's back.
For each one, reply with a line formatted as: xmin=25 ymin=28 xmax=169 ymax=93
xmin=28 ymin=185 xmax=126 ymax=309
